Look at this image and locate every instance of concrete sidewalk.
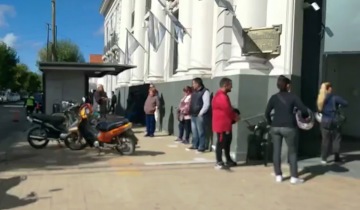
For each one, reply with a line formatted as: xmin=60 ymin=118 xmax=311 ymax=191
xmin=1 ymin=163 xmax=360 ymax=210
xmin=0 ymin=127 xmax=360 ymax=209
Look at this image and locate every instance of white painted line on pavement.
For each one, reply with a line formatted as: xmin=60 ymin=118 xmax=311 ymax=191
xmin=3 ymin=105 xmax=23 ymax=108
xmin=168 ymin=145 xmax=178 ymax=148
xmin=144 ymin=160 xmax=215 ymax=166
xmin=193 ymin=158 xmax=208 ymax=161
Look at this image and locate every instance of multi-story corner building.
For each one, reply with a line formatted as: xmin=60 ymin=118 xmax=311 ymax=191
xmin=97 ymin=0 xmax=360 ymax=160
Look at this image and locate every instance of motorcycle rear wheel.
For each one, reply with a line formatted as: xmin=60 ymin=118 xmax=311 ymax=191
xmin=64 ymin=133 xmax=87 ymax=150
xmin=27 ymin=127 xmax=50 ymax=149
xmin=115 ymin=134 xmax=136 ymax=155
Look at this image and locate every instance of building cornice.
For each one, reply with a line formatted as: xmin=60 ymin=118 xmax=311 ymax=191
xmin=99 ymin=0 xmax=114 ymax=15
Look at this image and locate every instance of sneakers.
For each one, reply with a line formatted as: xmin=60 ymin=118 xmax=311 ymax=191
xmin=144 ymin=134 xmax=150 ymax=137
xmin=225 ymin=161 xmax=237 ymax=167
xmin=214 ymin=162 xmax=226 ymax=170
xmin=181 ymin=140 xmax=190 ymax=144
xmin=186 ymin=146 xmax=197 ymax=151
xmin=275 ymin=175 xmax=283 ymax=183
xmin=174 ymin=138 xmax=182 ymax=142
xmin=321 ymin=160 xmax=327 ymax=165
xmin=290 ymin=177 xmax=304 ymax=185
xmin=196 ymin=149 xmax=205 ymax=154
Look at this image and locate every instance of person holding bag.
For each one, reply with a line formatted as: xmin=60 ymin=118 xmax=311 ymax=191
xmin=317 ymin=82 xmax=348 ymax=164
xmin=265 ymin=76 xmax=308 ymax=184
xmin=144 ymin=88 xmax=160 ymax=137
xmin=175 ymin=86 xmax=192 ymax=144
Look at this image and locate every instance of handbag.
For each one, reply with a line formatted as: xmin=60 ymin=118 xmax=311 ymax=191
xmin=322 ymin=97 xmax=346 ymax=129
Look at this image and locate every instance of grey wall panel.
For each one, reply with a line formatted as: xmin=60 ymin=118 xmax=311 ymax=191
xmin=45 ymin=71 xmax=85 ymax=114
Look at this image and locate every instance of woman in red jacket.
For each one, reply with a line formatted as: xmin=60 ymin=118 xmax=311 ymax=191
xmin=212 ymin=78 xmax=240 ymax=170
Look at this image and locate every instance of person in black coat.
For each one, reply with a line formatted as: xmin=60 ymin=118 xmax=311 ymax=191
xmin=94 ymin=85 xmax=108 ymax=119
xmin=110 ymin=91 xmax=117 ymax=114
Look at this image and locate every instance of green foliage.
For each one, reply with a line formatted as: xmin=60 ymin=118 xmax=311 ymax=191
xmin=0 ymin=42 xmax=19 ymax=89
xmin=0 ymin=42 xmax=42 ymax=92
xmin=37 ymin=39 xmax=85 ymax=62
xmin=27 ymin=72 xmax=42 ymax=93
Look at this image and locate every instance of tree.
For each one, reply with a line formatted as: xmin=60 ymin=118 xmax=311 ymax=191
xmin=37 ymin=39 xmax=85 ymax=62
xmin=27 ymin=72 xmax=42 ymax=93
xmin=12 ymin=64 xmax=30 ymax=92
xmin=0 ymin=42 xmax=19 ymax=89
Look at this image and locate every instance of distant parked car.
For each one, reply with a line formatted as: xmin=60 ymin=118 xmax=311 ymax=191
xmin=20 ymin=93 xmax=29 ymax=100
xmin=0 ymin=91 xmax=6 ymax=102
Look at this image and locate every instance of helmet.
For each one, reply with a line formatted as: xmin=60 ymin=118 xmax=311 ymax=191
xmin=315 ymin=112 xmax=322 ymax=123
xmin=295 ymin=108 xmax=314 ymax=130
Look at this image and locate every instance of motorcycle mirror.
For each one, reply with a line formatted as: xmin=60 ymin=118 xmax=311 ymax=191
xmin=82 ymin=97 xmax=85 ymax=102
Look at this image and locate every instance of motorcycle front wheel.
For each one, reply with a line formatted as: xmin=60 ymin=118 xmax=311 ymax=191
xmin=115 ymin=131 xmax=136 ymax=155
xmin=27 ymin=127 xmax=50 ymax=149
xmin=64 ymin=132 xmax=87 ymax=150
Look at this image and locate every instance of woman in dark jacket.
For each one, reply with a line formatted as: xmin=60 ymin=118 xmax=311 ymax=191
xmin=317 ymin=82 xmax=348 ymax=164
xmin=95 ymin=85 xmax=108 ymax=119
xmin=265 ymin=75 xmax=308 ymax=184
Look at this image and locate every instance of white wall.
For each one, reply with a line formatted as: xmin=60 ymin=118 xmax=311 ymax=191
xmin=323 ymin=54 xmax=360 ymax=137
xmin=45 ymin=71 xmax=85 ymax=114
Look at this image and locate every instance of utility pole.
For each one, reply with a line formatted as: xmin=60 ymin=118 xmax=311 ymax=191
xmin=51 ymin=0 xmax=56 ymax=61
xmin=46 ymin=23 xmax=50 ymax=61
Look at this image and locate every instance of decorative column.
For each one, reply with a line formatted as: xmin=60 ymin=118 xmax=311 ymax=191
xmin=163 ymin=14 xmax=175 ymax=80
xmin=117 ymin=0 xmax=132 ymax=87
xmin=186 ymin=0 xmax=214 ymax=76
xmin=225 ymin=0 xmax=269 ymax=72
xmin=174 ymin=0 xmax=192 ymax=76
xmin=147 ymin=0 xmax=166 ymax=82
xmin=131 ymin=0 xmax=146 ymax=85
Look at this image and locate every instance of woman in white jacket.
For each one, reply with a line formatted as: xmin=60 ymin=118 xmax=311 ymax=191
xmin=175 ymin=86 xmax=192 ymax=144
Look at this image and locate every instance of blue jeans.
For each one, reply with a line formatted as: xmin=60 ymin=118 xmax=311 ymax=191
xmin=145 ymin=114 xmax=156 ymax=135
xmin=191 ymin=116 xmax=206 ymax=150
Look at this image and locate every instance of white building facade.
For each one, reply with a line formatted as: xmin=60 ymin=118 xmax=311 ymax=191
xmin=98 ymin=0 xmax=325 ymax=160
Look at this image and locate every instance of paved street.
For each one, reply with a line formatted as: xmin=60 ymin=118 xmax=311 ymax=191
xmin=0 ymin=113 xmax=359 ymax=209
xmin=0 ymin=101 xmax=28 ymax=154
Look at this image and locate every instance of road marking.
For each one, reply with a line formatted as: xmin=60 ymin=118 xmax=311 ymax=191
xmin=108 ymin=157 xmax=142 ymax=176
xmin=144 ymin=160 xmax=215 ymax=166
xmin=3 ymin=105 xmax=23 ymax=108
xmin=168 ymin=145 xmax=178 ymax=148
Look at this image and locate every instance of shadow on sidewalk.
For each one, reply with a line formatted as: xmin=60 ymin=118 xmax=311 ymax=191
xmin=0 ymin=176 xmax=37 ymax=209
xmin=298 ymin=164 xmax=349 ymax=181
xmin=0 ymin=142 xmax=166 ymax=173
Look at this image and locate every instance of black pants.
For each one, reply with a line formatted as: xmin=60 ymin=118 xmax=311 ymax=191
xmin=320 ymin=126 xmax=341 ymax=160
xmin=26 ymin=106 xmax=34 ymax=115
xmin=178 ymin=119 xmax=191 ymax=140
xmin=215 ymin=132 xmax=232 ymax=163
xmin=109 ymin=104 xmax=116 ymax=113
xmin=270 ymin=127 xmax=298 ymax=178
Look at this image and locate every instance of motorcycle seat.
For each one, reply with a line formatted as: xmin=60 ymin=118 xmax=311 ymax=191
xmin=96 ymin=118 xmax=129 ymax=132
xmin=31 ymin=114 xmax=65 ymax=125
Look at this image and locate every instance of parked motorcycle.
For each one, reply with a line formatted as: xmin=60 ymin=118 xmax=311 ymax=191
xmin=26 ymin=100 xmax=84 ymax=149
xmin=77 ymin=102 xmax=137 ymax=155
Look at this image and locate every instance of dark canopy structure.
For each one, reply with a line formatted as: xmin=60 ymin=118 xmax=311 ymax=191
xmin=38 ymin=62 xmax=136 ymax=77
xmin=38 ymin=62 xmax=136 ymax=114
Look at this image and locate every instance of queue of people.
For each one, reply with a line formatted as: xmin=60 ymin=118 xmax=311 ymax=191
xmin=139 ymin=75 xmax=348 ymax=185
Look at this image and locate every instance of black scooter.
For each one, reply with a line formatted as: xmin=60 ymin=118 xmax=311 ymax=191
xmin=26 ymin=101 xmax=80 ymax=149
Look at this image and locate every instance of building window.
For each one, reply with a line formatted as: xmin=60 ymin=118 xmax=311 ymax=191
xmin=172 ymin=11 xmax=179 ymax=74
xmin=131 ymin=11 xmax=135 ymax=28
